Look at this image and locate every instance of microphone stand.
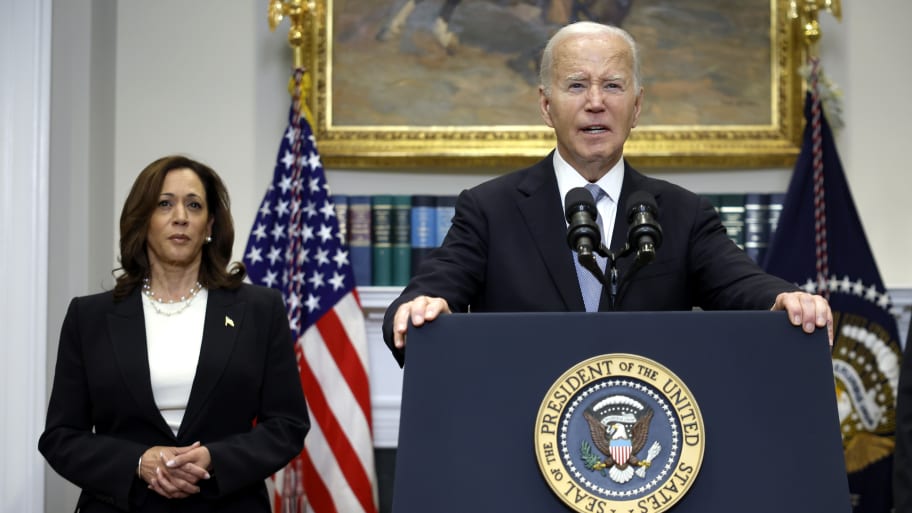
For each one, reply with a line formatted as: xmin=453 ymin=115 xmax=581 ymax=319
xmin=576 ymin=243 xmax=637 ymax=311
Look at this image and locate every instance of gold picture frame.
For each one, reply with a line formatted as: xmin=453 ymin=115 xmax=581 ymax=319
xmin=305 ymin=0 xmax=804 ymax=169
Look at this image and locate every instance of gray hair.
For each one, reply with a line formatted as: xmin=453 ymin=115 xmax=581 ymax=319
xmin=539 ymin=22 xmax=641 ymax=97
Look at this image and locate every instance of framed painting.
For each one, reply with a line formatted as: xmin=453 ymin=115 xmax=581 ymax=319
xmin=304 ymin=0 xmax=804 ymax=169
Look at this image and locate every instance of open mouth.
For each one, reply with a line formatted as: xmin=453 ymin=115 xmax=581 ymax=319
xmin=582 ymin=125 xmax=609 ymax=134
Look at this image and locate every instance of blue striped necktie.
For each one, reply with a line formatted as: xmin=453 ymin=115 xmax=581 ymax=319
xmin=573 ymin=184 xmax=607 ymax=312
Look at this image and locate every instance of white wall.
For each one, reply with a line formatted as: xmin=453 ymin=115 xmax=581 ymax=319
xmin=37 ymin=0 xmax=912 ymax=510
xmin=820 ymin=2 xmax=912 ymax=290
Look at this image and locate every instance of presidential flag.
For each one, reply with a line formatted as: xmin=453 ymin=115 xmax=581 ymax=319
xmin=899 ymin=321 xmax=912 ymax=511
xmin=763 ymin=59 xmax=902 ymax=513
xmin=243 ymin=69 xmax=378 ymax=513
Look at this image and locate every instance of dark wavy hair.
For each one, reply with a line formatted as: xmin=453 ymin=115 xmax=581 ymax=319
xmin=113 ymin=155 xmax=246 ymax=300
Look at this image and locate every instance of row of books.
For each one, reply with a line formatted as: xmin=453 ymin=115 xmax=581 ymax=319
xmin=707 ymin=192 xmax=786 ymax=266
xmin=333 ymin=192 xmax=786 ymax=288
xmin=334 ymin=194 xmax=457 ymax=288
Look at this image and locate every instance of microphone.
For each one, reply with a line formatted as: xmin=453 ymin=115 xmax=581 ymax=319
xmin=626 ymin=191 xmax=663 ymax=265
xmin=565 ymin=187 xmax=601 ymax=257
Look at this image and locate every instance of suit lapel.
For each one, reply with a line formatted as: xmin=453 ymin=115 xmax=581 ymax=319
xmin=107 ymin=290 xmax=174 ymax=437
xmin=178 ymin=287 xmax=245 ymax=439
xmin=606 ymin=165 xmax=664 ymax=308
xmin=515 ymin=157 xmax=586 ymax=311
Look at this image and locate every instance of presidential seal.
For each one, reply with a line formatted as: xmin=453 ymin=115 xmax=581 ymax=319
xmin=534 ymin=354 xmax=704 ymax=513
xmin=796 ymin=275 xmax=903 ymax=489
xmin=832 ymin=312 xmax=901 ymax=474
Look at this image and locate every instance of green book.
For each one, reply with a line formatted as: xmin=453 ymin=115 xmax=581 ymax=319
xmin=371 ymin=195 xmax=393 ymax=286
xmin=701 ymin=193 xmax=721 ymax=214
xmin=718 ymin=193 xmax=746 ymax=249
xmin=391 ymin=195 xmax=412 ymax=286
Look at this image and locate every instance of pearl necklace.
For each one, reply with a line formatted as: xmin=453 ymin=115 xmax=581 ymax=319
xmin=142 ymin=277 xmax=203 ymax=317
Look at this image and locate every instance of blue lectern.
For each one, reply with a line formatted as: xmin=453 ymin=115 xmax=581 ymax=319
xmin=392 ymin=311 xmax=850 ymax=513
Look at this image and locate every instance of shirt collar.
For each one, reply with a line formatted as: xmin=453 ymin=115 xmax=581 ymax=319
xmin=553 ymin=150 xmax=625 ymax=211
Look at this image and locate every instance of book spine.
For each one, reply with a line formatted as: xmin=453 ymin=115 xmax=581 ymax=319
xmin=761 ymin=192 xmax=786 ymax=269
xmin=348 ymin=195 xmax=372 ymax=288
xmin=767 ymin=192 xmax=786 ymax=235
xmin=743 ymin=193 xmax=770 ymax=264
xmin=371 ymin=195 xmax=394 ymax=286
xmin=434 ymin=195 xmax=457 ymax=247
xmin=391 ymin=195 xmax=412 ymax=286
xmin=718 ymin=193 xmax=746 ymax=249
xmin=333 ymin=193 xmax=349 ymax=246
xmin=410 ymin=195 xmax=437 ymax=277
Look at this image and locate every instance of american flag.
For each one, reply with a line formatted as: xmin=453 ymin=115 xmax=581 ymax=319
xmin=243 ymin=70 xmax=378 ymax=513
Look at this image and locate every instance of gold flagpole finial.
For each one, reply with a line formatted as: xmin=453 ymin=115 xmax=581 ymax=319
xmin=789 ymin=0 xmax=842 ymax=55
xmin=267 ymin=0 xmax=319 ymax=71
xmin=789 ymin=0 xmax=844 ymax=130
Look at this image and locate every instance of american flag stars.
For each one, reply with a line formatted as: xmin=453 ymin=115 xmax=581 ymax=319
xmin=244 ymin=129 xmax=350 ymax=335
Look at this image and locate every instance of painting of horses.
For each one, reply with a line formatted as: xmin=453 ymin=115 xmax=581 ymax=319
xmin=310 ymin=0 xmax=803 ymax=168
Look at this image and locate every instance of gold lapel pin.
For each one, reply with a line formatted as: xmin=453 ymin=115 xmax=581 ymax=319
xmin=225 ymin=316 xmax=235 ymax=327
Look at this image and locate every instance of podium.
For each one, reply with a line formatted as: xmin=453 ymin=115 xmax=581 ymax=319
xmin=391 ymin=311 xmax=850 ymax=513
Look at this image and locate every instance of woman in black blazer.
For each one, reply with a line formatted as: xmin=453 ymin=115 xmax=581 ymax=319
xmin=39 ymin=155 xmax=310 ymax=512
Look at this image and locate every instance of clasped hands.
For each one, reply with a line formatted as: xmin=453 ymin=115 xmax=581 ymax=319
xmin=138 ymin=441 xmax=212 ymax=499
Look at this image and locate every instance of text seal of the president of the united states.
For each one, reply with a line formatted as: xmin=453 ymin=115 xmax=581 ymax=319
xmin=534 ymin=354 xmax=705 ymax=513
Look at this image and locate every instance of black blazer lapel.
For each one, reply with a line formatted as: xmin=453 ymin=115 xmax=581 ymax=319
xmin=179 ymin=287 xmax=245 ymax=439
xmin=107 ymin=290 xmax=174 ymax=437
xmin=515 ymin=157 xmax=586 ymax=311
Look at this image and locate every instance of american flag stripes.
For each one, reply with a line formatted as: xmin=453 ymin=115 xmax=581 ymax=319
xmin=243 ymin=70 xmax=378 ymax=513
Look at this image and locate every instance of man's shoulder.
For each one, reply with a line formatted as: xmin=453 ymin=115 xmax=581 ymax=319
xmin=625 ymin=164 xmax=703 ymax=202
xmin=469 ymin=154 xmax=554 ymax=196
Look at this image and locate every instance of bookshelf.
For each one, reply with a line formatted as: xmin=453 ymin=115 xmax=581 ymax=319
xmin=340 ymin=192 xmax=783 ymax=287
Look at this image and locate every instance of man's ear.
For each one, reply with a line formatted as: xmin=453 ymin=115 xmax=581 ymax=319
xmin=539 ymin=86 xmax=554 ymax=128
xmin=631 ymin=87 xmax=644 ymax=128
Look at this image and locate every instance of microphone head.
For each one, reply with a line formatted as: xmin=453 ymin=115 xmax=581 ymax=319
xmin=564 ymin=187 xmax=601 ymax=254
xmin=625 ymin=190 xmax=663 ymax=261
xmin=626 ymin=190 xmax=658 ymax=221
xmin=565 ymin=187 xmax=598 ymax=224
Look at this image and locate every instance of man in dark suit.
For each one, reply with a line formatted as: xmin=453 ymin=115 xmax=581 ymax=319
xmin=382 ymin=21 xmax=832 ymax=366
